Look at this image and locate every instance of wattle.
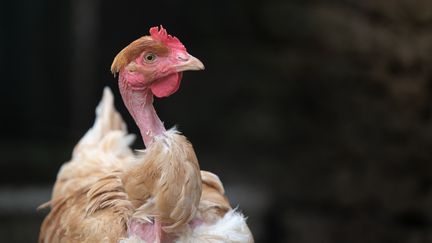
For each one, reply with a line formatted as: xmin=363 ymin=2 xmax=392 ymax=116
xmin=150 ymin=72 xmax=183 ymax=98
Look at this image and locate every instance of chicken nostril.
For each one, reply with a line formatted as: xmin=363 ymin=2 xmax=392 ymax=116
xmin=177 ymin=55 xmax=189 ymax=62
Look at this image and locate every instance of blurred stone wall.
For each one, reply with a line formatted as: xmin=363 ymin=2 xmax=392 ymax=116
xmin=250 ymin=0 xmax=432 ymax=242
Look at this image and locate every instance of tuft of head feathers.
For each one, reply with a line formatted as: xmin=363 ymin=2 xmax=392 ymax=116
xmin=111 ymin=26 xmax=185 ymax=74
xmin=149 ymin=26 xmax=186 ymax=52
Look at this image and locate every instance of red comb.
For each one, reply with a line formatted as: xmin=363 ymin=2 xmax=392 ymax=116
xmin=149 ymin=26 xmax=186 ymax=51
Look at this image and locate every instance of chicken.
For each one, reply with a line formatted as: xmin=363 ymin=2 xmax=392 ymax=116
xmin=40 ymin=26 xmax=253 ymax=243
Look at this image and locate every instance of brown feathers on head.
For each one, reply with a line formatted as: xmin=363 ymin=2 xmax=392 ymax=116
xmin=111 ymin=26 xmax=186 ymax=74
xmin=110 ymin=36 xmax=169 ymax=74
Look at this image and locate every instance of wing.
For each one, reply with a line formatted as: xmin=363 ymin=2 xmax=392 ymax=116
xmin=52 ymin=87 xmax=135 ymax=200
xmin=39 ymin=173 xmax=133 ymax=243
xmin=198 ymin=170 xmax=232 ymax=223
xmin=177 ymin=170 xmax=254 ymax=243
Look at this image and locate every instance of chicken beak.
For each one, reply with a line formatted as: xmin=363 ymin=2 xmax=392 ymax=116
xmin=175 ymin=54 xmax=205 ymax=72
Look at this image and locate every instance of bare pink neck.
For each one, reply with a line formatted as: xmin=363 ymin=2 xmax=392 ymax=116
xmin=119 ymin=73 xmax=166 ymax=147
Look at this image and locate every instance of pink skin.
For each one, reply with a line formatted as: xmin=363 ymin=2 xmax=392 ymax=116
xmin=118 ymin=48 xmax=190 ymax=146
xmin=129 ymin=220 xmax=202 ymax=243
xmin=117 ymin=32 xmax=204 ymax=242
xmin=129 ymin=220 xmax=162 ymax=243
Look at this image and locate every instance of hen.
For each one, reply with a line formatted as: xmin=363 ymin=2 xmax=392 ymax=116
xmin=39 ymin=26 xmax=253 ymax=243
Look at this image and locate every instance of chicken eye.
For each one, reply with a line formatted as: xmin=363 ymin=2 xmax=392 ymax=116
xmin=143 ymin=53 xmax=157 ymax=63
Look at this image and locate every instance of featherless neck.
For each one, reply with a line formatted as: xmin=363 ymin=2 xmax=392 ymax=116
xmin=119 ymin=74 xmax=166 ymax=147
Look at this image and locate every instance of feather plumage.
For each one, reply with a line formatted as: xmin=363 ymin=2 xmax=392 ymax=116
xmin=40 ymin=89 xmax=203 ymax=242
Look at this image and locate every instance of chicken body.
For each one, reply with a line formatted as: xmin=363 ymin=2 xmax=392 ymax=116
xmin=40 ymin=88 xmax=253 ymax=243
xmin=41 ymin=89 xmax=201 ymax=242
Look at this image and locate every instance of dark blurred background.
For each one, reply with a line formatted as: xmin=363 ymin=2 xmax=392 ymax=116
xmin=2 ymin=0 xmax=432 ymax=242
